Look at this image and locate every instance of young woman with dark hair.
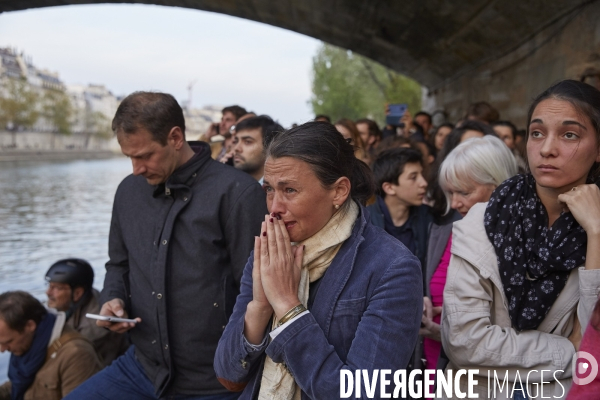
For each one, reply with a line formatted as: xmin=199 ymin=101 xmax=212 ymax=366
xmin=441 ymin=80 xmax=600 ymax=399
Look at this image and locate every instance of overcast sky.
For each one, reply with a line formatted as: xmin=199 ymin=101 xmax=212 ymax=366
xmin=0 ymin=4 xmax=321 ymax=127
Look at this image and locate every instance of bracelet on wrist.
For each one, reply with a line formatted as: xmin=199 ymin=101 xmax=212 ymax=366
xmin=277 ymin=304 xmax=307 ymax=327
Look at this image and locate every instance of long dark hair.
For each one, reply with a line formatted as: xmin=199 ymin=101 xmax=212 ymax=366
xmin=266 ymin=121 xmax=375 ymax=205
xmin=526 ymin=79 xmax=600 ymax=182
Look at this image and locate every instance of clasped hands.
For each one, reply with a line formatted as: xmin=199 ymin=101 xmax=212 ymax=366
xmin=251 ymin=214 xmax=305 ymax=320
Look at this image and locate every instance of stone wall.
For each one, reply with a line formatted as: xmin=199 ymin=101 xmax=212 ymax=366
xmin=426 ymin=1 xmax=600 ymax=129
xmin=0 ymin=130 xmax=113 ymax=151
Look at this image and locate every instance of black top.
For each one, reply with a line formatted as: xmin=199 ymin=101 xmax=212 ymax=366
xmin=101 ymin=141 xmax=268 ymax=396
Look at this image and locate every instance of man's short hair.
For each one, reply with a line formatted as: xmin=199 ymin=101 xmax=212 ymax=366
xmin=222 ymin=105 xmax=247 ymax=121
xmin=372 ymin=148 xmax=423 ymax=197
xmin=314 ymin=114 xmax=331 ymax=123
xmin=235 ymin=115 xmax=283 ymax=149
xmin=112 ymin=92 xmax=185 ymax=146
xmin=0 ymin=291 xmax=47 ymax=332
xmin=491 ymin=120 xmax=518 ymax=140
xmin=414 ymin=111 xmax=432 ymax=125
xmin=465 ymin=101 xmax=500 ymax=124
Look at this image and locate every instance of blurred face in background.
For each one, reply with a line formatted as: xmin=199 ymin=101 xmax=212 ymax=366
xmin=415 ymin=115 xmax=432 ymax=134
xmin=434 ymin=126 xmax=452 ymax=151
xmin=445 ymin=177 xmax=495 ymax=217
xmin=493 ymin=125 xmax=515 ymax=150
xmin=356 ymin=123 xmax=370 ymax=147
xmin=219 ymin=111 xmax=237 ymax=135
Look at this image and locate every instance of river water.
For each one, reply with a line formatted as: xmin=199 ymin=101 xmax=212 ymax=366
xmin=0 ymin=157 xmax=132 ymax=380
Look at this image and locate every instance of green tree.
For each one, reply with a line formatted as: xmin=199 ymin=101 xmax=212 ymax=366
xmin=0 ymin=77 xmax=39 ymax=146
xmin=83 ymin=108 xmax=110 ymax=149
xmin=43 ymin=88 xmax=72 ymax=135
xmin=310 ymin=43 xmax=421 ymax=124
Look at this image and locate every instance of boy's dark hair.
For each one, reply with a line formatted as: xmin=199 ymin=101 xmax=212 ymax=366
xmin=222 ymin=105 xmax=247 ymax=121
xmin=235 ymin=115 xmax=284 ymax=150
xmin=112 ymin=91 xmax=185 ymax=146
xmin=0 ymin=291 xmax=47 ymax=333
xmin=372 ymin=148 xmax=423 ymax=198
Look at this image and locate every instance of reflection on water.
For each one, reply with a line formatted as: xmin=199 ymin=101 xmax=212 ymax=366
xmin=0 ymin=157 xmax=131 ymax=380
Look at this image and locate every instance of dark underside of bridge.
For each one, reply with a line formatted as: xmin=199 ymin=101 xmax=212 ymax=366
xmin=2 ymin=0 xmax=599 ymax=124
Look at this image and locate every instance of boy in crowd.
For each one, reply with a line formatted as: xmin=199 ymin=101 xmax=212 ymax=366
xmin=367 ymin=148 xmax=433 ymax=267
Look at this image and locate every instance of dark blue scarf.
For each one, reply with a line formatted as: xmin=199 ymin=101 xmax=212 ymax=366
xmin=8 ymin=312 xmax=56 ymax=400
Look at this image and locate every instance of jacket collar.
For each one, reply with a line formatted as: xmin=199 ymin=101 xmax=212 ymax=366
xmin=152 ymin=141 xmax=211 ymax=197
xmin=452 ymin=202 xmax=580 ymax=333
xmin=309 ymin=203 xmax=367 ymax=336
xmin=452 ymin=203 xmax=507 ymax=303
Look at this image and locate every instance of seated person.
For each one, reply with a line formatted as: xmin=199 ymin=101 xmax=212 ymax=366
xmin=0 ymin=291 xmax=101 ymax=400
xmin=45 ymin=258 xmax=128 ymax=367
xmin=367 ymin=147 xmax=433 ymax=267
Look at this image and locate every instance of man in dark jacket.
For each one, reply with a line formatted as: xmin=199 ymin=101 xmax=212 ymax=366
xmin=65 ymin=92 xmax=267 ymax=399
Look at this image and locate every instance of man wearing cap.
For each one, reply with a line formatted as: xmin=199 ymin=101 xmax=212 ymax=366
xmin=45 ymin=258 xmax=128 ymax=367
xmin=0 ymin=291 xmax=101 ymax=400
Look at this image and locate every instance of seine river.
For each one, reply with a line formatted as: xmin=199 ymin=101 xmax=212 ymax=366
xmin=0 ymin=157 xmax=132 ymax=380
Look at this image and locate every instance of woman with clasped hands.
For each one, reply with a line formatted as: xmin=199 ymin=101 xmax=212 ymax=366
xmin=441 ymin=80 xmax=600 ymax=400
xmin=214 ymin=122 xmax=423 ymax=399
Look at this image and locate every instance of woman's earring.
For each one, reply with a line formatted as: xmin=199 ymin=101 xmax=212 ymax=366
xmin=334 ymin=204 xmax=340 ymax=210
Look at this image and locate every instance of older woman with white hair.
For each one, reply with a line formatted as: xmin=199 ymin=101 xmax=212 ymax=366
xmin=419 ymin=135 xmax=518 ymax=377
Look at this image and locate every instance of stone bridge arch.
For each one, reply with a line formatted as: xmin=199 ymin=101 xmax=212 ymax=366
xmin=2 ymin=0 xmax=599 ymax=125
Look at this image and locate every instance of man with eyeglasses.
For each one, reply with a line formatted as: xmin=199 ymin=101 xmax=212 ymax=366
xmin=45 ymin=258 xmax=128 ymax=367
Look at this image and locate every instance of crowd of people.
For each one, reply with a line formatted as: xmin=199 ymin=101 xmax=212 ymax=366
xmin=0 ymin=78 xmax=599 ymax=400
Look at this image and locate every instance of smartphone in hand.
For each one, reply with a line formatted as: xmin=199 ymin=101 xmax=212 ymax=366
xmin=86 ymin=313 xmax=138 ymax=324
xmin=386 ymin=103 xmax=408 ymax=127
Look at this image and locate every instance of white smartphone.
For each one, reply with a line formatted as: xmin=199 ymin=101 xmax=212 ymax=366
xmin=86 ymin=313 xmax=138 ymax=324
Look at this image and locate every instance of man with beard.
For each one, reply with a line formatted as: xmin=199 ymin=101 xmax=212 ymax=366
xmin=232 ymin=115 xmax=283 ymax=183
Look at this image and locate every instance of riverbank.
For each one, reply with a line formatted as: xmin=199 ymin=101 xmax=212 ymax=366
xmin=0 ymin=149 xmax=120 ymax=162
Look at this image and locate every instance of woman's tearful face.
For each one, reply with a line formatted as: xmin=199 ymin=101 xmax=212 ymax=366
xmin=263 ymin=157 xmax=338 ymax=242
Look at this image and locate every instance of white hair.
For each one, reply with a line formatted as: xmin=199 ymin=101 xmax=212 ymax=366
xmin=439 ymin=135 xmax=518 ymax=213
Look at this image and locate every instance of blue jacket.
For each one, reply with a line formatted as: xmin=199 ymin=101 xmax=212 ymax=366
xmin=214 ymin=206 xmax=423 ymax=399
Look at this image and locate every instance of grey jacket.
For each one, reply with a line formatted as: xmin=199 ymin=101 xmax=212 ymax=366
xmin=102 ymin=142 xmax=268 ymax=397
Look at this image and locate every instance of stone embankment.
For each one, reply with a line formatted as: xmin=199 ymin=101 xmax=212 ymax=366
xmin=0 ymin=149 xmax=118 ymax=162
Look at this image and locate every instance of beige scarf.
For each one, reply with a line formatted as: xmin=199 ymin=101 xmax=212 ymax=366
xmin=258 ymin=201 xmax=359 ymax=400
